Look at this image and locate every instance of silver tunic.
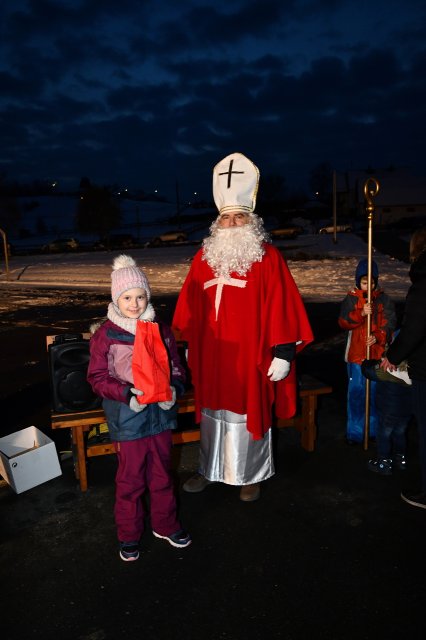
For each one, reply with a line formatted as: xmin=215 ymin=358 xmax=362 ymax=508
xmin=198 ymin=408 xmax=274 ymax=485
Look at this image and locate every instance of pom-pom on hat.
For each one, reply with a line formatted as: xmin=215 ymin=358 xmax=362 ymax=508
xmin=213 ymin=152 xmax=259 ymax=214
xmin=111 ymin=254 xmax=151 ymax=304
xmin=355 ymin=258 xmax=379 ymax=289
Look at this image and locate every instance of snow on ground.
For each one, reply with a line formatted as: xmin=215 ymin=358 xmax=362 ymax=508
xmin=0 ymin=233 xmax=411 ymax=303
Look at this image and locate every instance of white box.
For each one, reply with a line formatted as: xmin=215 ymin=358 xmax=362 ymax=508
xmin=0 ymin=426 xmax=62 ymax=494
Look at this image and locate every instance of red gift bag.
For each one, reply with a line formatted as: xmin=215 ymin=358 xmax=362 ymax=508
xmin=132 ymin=321 xmax=172 ymax=404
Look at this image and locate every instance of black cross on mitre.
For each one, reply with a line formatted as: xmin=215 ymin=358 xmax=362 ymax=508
xmin=218 ymin=158 xmax=245 ymax=189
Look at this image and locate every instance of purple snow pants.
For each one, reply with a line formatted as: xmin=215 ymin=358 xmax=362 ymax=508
xmin=113 ymin=430 xmax=180 ymax=543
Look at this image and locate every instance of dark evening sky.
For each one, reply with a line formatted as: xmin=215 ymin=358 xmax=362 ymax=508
xmin=1 ymin=0 xmax=425 ymax=200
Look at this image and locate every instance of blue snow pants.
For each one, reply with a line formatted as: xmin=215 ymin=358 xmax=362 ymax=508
xmin=346 ymin=362 xmax=377 ymax=442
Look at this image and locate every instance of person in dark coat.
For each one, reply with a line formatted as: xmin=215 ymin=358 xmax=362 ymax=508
xmin=361 ymin=351 xmax=412 ymax=475
xmin=381 ymin=227 xmax=426 ymax=509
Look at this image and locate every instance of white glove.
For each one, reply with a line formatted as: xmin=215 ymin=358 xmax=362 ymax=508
xmin=158 ymin=386 xmax=176 ymax=410
xmin=267 ymin=358 xmax=291 ymax=382
xmin=129 ymin=388 xmax=147 ymax=412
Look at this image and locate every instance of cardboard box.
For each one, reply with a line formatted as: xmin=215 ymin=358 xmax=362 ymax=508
xmin=0 ymin=426 xmax=62 ymax=494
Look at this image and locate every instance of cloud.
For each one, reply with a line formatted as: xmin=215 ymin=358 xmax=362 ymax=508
xmin=1 ymin=0 xmax=426 ymax=197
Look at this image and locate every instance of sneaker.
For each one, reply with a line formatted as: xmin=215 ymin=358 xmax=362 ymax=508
xmin=401 ymin=492 xmax=426 ymax=510
xmin=152 ymin=529 xmax=192 ymax=548
xmin=119 ymin=541 xmax=140 ymax=562
xmin=183 ymin=473 xmax=215 ymax=493
xmin=368 ymin=458 xmax=392 ymax=476
xmin=393 ymin=454 xmax=407 ymax=471
xmin=239 ymin=483 xmax=260 ymax=502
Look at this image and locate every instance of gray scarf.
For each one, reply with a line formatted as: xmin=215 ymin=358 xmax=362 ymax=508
xmin=107 ymin=301 xmax=156 ymax=335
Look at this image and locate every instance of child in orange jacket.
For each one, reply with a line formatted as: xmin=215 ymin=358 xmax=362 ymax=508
xmin=338 ymin=259 xmax=396 ymax=444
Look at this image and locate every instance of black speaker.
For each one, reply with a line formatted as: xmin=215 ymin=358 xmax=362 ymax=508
xmin=48 ymin=334 xmax=102 ymax=413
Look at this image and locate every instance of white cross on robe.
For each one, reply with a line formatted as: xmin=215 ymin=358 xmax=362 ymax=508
xmin=204 ymin=275 xmax=247 ymax=320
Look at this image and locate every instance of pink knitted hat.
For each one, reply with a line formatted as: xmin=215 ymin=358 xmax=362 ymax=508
xmin=111 ymin=254 xmax=151 ymax=304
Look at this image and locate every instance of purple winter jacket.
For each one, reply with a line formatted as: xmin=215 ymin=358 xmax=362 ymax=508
xmin=87 ymin=319 xmax=186 ymax=442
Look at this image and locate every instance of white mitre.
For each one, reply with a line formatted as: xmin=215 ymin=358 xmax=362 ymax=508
xmin=212 ymin=152 xmax=259 ymax=214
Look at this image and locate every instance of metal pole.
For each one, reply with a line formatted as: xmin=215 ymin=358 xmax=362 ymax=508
xmin=0 ymin=227 xmax=10 ymax=281
xmin=332 ymin=170 xmax=337 ymax=245
xmin=136 ymin=206 xmax=140 ymax=242
xmin=362 ymin=177 xmax=380 ymax=451
xmin=176 ymin=180 xmax=181 ymax=230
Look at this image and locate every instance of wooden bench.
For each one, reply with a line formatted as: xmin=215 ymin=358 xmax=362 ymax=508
xmin=50 ymin=374 xmax=332 ymax=492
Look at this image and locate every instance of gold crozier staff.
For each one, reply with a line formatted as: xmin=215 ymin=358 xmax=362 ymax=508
xmin=363 ymin=177 xmax=380 ymax=450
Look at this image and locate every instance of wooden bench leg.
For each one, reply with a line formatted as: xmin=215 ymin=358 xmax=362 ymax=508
xmin=300 ymin=395 xmax=317 ymax=452
xmin=70 ymin=428 xmax=79 ymax=480
xmin=72 ymin=425 xmax=88 ymax=492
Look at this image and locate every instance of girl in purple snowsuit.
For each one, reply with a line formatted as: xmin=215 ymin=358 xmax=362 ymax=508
xmin=87 ymin=255 xmax=191 ymax=561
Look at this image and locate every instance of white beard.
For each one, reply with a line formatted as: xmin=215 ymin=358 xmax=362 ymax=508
xmin=202 ymin=215 xmax=268 ymax=278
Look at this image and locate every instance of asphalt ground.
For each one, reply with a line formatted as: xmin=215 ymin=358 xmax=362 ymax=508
xmin=0 ymin=276 xmax=425 ymax=640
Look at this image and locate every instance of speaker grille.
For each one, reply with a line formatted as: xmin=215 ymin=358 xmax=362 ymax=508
xmin=48 ymin=339 xmax=102 ymax=412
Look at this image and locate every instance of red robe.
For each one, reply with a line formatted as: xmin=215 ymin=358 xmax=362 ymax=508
xmin=172 ymin=243 xmax=314 ymax=440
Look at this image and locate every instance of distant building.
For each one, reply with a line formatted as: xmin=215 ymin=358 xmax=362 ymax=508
xmin=336 ymin=167 xmax=426 ymax=225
